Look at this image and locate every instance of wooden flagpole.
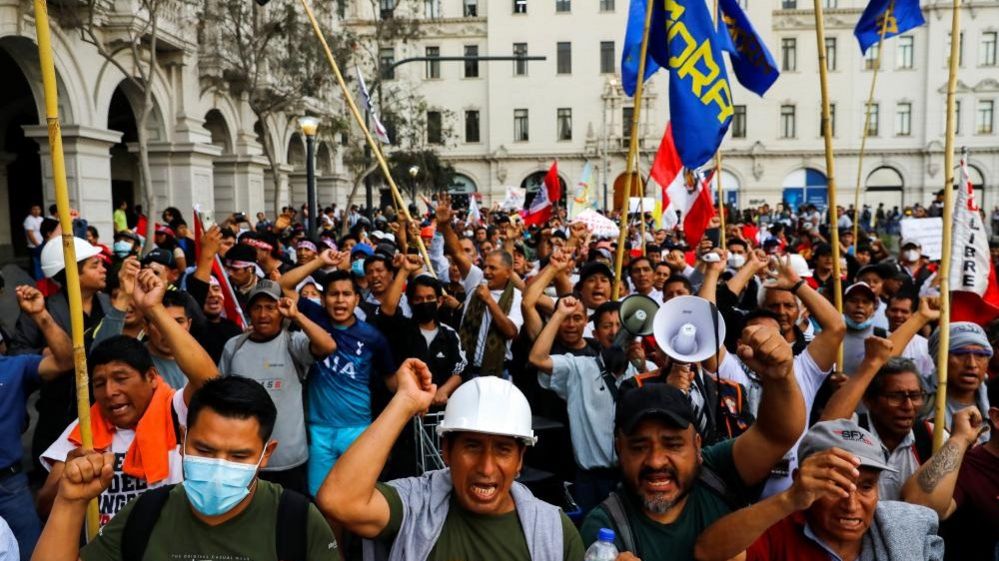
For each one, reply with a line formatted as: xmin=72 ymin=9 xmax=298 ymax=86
xmin=32 ymin=0 xmax=100 ymax=540
xmin=713 ymin=0 xmax=726 ymax=251
xmin=933 ymin=0 xmax=961 ymax=452
xmin=613 ymin=0 xmax=656 ymax=299
xmin=811 ymin=0 xmax=845 ymax=369
xmin=851 ymin=1 xmax=894 ymax=249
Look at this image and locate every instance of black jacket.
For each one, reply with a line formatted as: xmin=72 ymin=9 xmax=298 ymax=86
xmin=370 ymin=308 xmax=467 ymax=385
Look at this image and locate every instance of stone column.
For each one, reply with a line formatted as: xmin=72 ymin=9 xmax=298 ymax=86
xmin=23 ymin=125 xmax=122 ymax=244
xmin=211 ymin=154 xmax=269 ymax=218
xmin=137 ymin=141 xmax=223 ymax=219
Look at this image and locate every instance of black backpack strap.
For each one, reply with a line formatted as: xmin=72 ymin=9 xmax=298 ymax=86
xmin=698 ymin=464 xmax=747 ymax=511
xmin=121 ymin=484 xmax=175 ymax=561
xmin=912 ymin=419 xmax=935 ymax=465
xmin=275 ymin=488 xmax=311 ymax=561
xmin=597 ymin=491 xmax=637 ymax=556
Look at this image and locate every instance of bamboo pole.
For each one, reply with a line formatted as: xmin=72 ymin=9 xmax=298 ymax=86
xmin=32 ymin=0 xmax=100 ymax=540
xmin=712 ymin=0 xmax=726 ymax=251
xmin=811 ymin=0 xmax=844 ymax=369
xmin=297 ymin=0 xmax=437 ymax=277
xmin=851 ymin=1 xmax=894 ymax=250
xmin=635 ymin=150 xmax=647 ymax=255
xmin=933 ymin=0 xmax=961 ymax=452
xmin=613 ymin=0 xmax=655 ymax=299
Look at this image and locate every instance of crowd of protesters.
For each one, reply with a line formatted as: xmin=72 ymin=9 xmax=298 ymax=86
xmin=0 ymin=193 xmax=996 ymax=561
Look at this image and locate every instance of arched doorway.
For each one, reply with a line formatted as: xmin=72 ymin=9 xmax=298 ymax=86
xmin=521 ymin=170 xmax=568 ymax=208
xmin=204 ymin=109 xmax=236 ymax=217
xmin=781 ymin=168 xmax=827 ymax=212
xmin=448 ymin=173 xmax=477 ymax=208
xmin=865 ymin=166 xmax=904 ymax=211
xmin=611 ymin=171 xmax=645 ymax=212
xmin=0 ymin=42 xmax=42 ymax=257
xmin=718 ymin=170 xmax=740 ymax=208
xmin=108 ymin=86 xmax=140 ymax=227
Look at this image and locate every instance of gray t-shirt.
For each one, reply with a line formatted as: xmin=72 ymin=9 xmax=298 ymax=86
xmin=219 ymin=330 xmax=316 ymax=470
xmin=151 ymin=355 xmax=186 ymax=391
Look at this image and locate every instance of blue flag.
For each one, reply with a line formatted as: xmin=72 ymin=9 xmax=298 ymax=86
xmin=716 ymin=0 xmax=778 ymax=96
xmin=620 ymin=0 xmax=734 ymax=168
xmin=854 ymin=0 xmax=925 ymax=53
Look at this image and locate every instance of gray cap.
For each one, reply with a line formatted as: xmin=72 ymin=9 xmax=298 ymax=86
xmin=247 ymin=279 xmax=282 ymax=303
xmin=798 ymin=419 xmax=896 ymax=472
xmin=928 ymin=321 xmax=993 ymax=360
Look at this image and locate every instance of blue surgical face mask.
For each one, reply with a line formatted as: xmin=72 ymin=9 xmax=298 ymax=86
xmin=844 ymin=316 xmax=874 ymax=331
xmin=182 ymin=438 xmax=266 ymax=516
xmin=351 ymin=259 xmax=365 ymax=276
xmin=113 ymin=241 xmax=133 ymax=257
xmin=306 ymin=296 xmax=322 ymax=306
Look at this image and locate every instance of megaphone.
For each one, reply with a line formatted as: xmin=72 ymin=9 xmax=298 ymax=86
xmin=652 ymin=295 xmax=726 ymax=363
xmin=619 ymin=294 xmax=660 ymax=337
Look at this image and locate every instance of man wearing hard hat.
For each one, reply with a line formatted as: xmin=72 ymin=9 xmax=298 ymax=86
xmin=317 ymin=359 xmax=585 ymax=561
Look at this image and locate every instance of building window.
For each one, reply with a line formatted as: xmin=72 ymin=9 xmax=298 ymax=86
xmin=465 ymin=110 xmax=480 ymax=142
xmin=732 ymin=105 xmax=746 ymax=138
xmin=557 ymin=108 xmax=572 ymax=140
xmin=514 ymin=109 xmax=529 ymax=141
xmin=427 ymin=111 xmax=443 ymax=144
xmin=557 ymin=42 xmax=572 ymax=74
xmin=895 ymin=102 xmax=912 ymax=136
xmin=463 ymin=0 xmax=478 ymax=16
xmin=514 ymin=0 xmax=527 ymax=13
xmin=947 ymin=32 xmax=964 ymax=66
xmin=982 ymin=32 xmax=997 ymax=66
xmin=822 ymin=0 xmax=836 ymax=6
xmin=424 ymin=0 xmax=440 ymax=18
xmin=600 ymin=41 xmax=615 ymax=74
xmin=897 ymin=36 xmax=914 ymax=69
xmin=622 ymin=107 xmax=634 ymax=139
xmin=781 ymin=38 xmax=796 ymax=71
xmin=864 ymin=43 xmax=880 ymax=70
xmin=556 ymin=0 xmax=570 ymax=12
xmin=824 ymin=37 xmax=837 ymax=71
xmin=380 ymin=0 xmax=396 ymax=18
xmin=781 ymin=0 xmax=796 ymax=8
xmin=820 ymin=103 xmax=836 ymax=136
xmin=379 ymin=47 xmax=395 ymax=79
xmin=866 ymin=102 xmax=879 ymax=136
xmin=464 ymin=45 xmax=479 ymax=77
xmin=955 ymin=100 xmax=962 ymax=135
xmin=780 ymin=104 xmax=796 ymax=138
xmin=978 ymin=100 xmax=995 ymax=134
xmin=513 ymin=43 xmax=528 ymax=75
xmin=599 ymin=0 xmax=614 ymax=10
xmin=425 ymin=46 xmax=440 ymax=79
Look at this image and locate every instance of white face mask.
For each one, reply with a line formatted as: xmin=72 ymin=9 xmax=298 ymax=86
xmin=903 ymin=249 xmax=920 ymax=263
xmin=728 ymin=253 xmax=746 ymax=269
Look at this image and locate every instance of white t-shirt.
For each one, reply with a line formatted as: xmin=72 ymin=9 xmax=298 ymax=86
xmin=900 ymin=334 xmax=935 ymax=386
xmin=41 ymin=390 xmax=187 ymax=527
xmin=23 ymin=215 xmax=43 ymax=248
xmin=461 ymin=265 xmax=524 ymax=366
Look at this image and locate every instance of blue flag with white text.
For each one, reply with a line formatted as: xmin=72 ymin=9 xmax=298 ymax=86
xmin=717 ymin=0 xmax=779 ymax=96
xmin=621 ymin=0 xmax=734 ymax=168
xmin=854 ymin=0 xmax=925 ymax=53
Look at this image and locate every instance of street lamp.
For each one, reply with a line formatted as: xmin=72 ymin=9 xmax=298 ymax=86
xmin=298 ymin=116 xmax=320 ymax=239
xmin=408 ymin=165 xmax=419 ymax=202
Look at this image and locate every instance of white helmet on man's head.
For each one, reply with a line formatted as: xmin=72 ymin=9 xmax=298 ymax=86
xmin=40 ymin=237 xmax=102 ymax=279
xmin=437 ymin=376 xmax=537 ymax=446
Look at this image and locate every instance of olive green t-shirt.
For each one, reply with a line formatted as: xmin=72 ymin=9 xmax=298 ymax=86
xmin=376 ymin=484 xmax=585 ymax=561
xmin=80 ymin=480 xmax=339 ymax=561
xmin=580 ymin=439 xmax=744 ymax=561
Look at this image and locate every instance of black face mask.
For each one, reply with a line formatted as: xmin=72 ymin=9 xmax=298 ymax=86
xmin=411 ymin=301 xmax=438 ymax=323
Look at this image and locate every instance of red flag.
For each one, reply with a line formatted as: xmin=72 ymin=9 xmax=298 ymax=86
xmin=521 ymin=182 xmax=552 ymax=226
xmin=193 ymin=208 xmax=247 ymax=330
xmin=544 ymin=161 xmax=561 ymax=205
xmin=949 ymin=155 xmax=999 ymax=324
xmin=650 ymin=123 xmax=716 ymax=247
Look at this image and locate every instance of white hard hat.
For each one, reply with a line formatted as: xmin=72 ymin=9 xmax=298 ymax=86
xmin=40 ymin=236 xmax=102 ymax=279
xmin=786 ymin=253 xmax=813 ymax=278
xmin=437 ymin=377 xmax=537 ymax=446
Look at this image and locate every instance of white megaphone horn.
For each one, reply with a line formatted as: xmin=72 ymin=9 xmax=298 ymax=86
xmin=652 ymin=295 xmax=726 ymax=363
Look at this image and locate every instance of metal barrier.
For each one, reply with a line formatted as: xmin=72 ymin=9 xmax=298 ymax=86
xmin=413 ymin=412 xmax=447 ymax=474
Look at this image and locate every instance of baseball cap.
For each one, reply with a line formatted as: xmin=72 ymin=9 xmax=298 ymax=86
xmin=844 ymin=281 xmax=877 ymax=301
xmin=900 ymin=238 xmax=921 ymax=249
xmin=578 ymin=261 xmax=614 ymax=285
xmin=615 ymin=383 xmax=695 ymax=435
xmin=154 ymin=224 xmax=176 ymax=238
xmin=141 ymin=248 xmax=176 ymax=269
xmin=812 ymin=243 xmax=833 ymax=257
xmin=351 ymin=243 xmax=374 ymax=257
xmin=247 ymin=279 xmax=282 ymax=304
xmin=798 ymin=419 xmax=896 ymax=472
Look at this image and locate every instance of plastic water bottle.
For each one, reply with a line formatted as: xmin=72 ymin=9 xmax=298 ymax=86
xmin=584 ymin=528 xmax=619 ymax=561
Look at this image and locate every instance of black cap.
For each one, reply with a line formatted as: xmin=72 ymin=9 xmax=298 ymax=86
xmin=812 ymin=243 xmax=833 ymax=257
xmin=578 ymin=261 xmax=614 ymax=284
xmin=615 ymin=384 xmax=695 ymax=435
xmin=141 ymin=248 xmax=176 ymax=269
xmin=856 ymin=263 xmax=888 ymax=279
xmin=224 ymin=243 xmax=258 ymax=266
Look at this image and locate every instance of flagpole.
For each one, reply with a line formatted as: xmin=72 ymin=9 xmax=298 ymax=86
xmin=635 ymin=151 xmax=648 ymax=255
xmin=712 ymin=0 xmax=726 ymax=252
xmin=32 ymin=0 xmax=100 ymax=540
xmin=851 ymin=0 xmax=894 ymax=250
xmin=296 ymin=0 xmax=437 ymax=278
xmin=933 ymin=0 xmax=961 ymax=451
xmin=811 ymin=0 xmax=845 ymax=370
xmin=613 ymin=0 xmax=656 ymax=299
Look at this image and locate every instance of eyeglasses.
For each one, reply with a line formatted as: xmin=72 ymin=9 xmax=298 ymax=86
xmin=879 ymin=391 xmax=927 ymax=406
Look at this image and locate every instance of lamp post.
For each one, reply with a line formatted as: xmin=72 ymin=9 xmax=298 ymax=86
xmin=408 ymin=165 xmax=419 ymax=203
xmin=299 ymin=116 xmax=320 ymax=239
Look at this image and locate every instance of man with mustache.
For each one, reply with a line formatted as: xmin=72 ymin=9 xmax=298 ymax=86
xmin=580 ymin=322 xmax=805 ymax=560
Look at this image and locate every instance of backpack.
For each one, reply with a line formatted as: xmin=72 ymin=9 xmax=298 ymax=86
xmin=120 ymin=484 xmax=311 ymax=561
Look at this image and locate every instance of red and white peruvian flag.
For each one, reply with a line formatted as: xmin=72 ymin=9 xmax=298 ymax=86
xmin=193 ymin=206 xmax=247 ymax=330
xmin=949 ymin=154 xmax=999 ymax=325
xmin=650 ymin=123 xmax=716 ymax=247
xmin=522 ymin=162 xmax=558 ymax=226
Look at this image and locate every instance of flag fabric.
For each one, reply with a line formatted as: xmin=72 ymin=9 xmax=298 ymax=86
xmin=949 ymin=154 xmax=999 ymax=325
xmin=650 ymin=123 xmax=717 ymax=247
xmin=193 ymin=207 xmax=247 ymax=330
xmin=570 ymin=162 xmax=596 ymax=218
xmin=854 ymin=0 xmax=925 ymax=53
xmin=356 ymin=67 xmax=391 ymax=144
xmin=717 ymin=0 xmax=779 ymax=96
xmin=501 ymin=186 xmax=526 ymax=210
xmin=521 ymin=183 xmax=552 ymax=227
xmin=468 ymin=194 xmax=482 ymax=224
xmin=621 ymin=0 xmax=734 ymax=168
xmin=544 ymin=162 xmax=561 ymax=206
